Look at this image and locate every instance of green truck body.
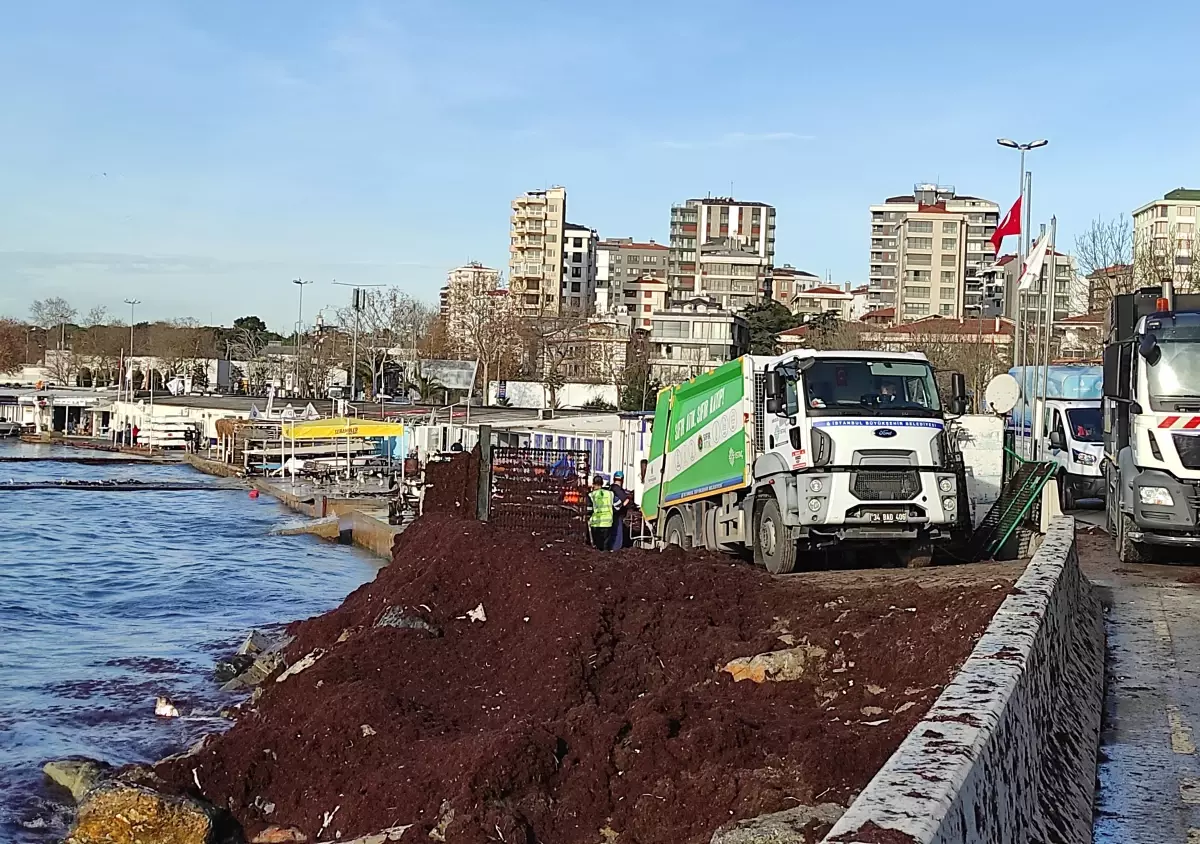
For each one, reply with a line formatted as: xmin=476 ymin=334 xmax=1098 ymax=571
xmin=642 ymin=357 xmax=753 ymax=522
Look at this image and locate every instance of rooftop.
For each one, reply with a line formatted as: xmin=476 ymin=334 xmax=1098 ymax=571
xmin=563 ymin=222 xmax=595 ymax=233
xmin=600 ymin=239 xmax=666 ymax=251
xmin=1057 ymin=312 xmax=1104 ymax=326
xmin=681 ymin=197 xmax=773 ymax=208
xmin=772 ymin=266 xmax=819 ymax=278
xmin=1165 ymin=188 xmax=1200 ymax=201
xmin=797 ymin=286 xmax=852 ymax=297
xmin=877 ymin=316 xmax=1015 ymax=337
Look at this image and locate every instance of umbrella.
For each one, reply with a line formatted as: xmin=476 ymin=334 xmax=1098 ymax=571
xmin=281 ymin=417 xmax=406 ymax=439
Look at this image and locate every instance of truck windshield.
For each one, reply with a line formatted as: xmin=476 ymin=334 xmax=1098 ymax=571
xmin=1146 ymin=340 xmax=1200 ymax=411
xmin=1066 ymin=408 xmax=1102 ymax=443
xmin=802 ymin=359 xmax=941 ymax=416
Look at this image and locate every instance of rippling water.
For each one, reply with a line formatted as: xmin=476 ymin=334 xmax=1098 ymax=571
xmin=0 ymin=441 xmax=380 ymax=842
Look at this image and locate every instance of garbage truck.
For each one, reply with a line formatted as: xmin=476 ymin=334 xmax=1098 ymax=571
xmin=641 ymin=349 xmax=967 ymax=572
xmin=1104 ymin=283 xmax=1200 ymax=562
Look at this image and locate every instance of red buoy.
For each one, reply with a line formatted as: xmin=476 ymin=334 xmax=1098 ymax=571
xmin=249 ymin=489 xmax=260 ymax=499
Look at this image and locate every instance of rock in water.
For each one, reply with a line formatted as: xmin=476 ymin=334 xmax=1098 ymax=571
xmin=65 ymin=783 xmax=215 ymax=844
xmin=43 ymin=758 xmax=113 ymax=802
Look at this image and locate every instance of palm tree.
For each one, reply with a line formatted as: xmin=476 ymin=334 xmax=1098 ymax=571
xmin=413 ymin=372 xmax=445 ymax=403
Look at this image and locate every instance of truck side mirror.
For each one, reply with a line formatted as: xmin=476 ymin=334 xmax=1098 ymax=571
xmin=950 ymin=372 xmax=968 ymax=414
xmin=765 ymin=369 xmax=784 ymax=399
xmin=1139 ymin=333 xmax=1160 ymax=364
xmin=1049 ymin=430 xmax=1065 ymax=450
xmin=766 ymin=395 xmax=784 ymax=414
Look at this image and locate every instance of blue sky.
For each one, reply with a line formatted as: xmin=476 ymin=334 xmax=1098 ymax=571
xmin=1 ymin=0 xmax=1196 ymax=331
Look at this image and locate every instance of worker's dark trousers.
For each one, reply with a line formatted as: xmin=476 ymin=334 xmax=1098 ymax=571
xmin=589 ymin=525 xmax=613 ymax=551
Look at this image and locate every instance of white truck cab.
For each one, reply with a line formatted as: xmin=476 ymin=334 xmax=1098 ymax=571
xmin=1038 ymin=399 xmax=1104 ymax=509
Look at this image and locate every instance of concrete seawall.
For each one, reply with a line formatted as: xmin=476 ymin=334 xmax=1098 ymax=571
xmin=817 ymin=516 xmax=1103 ymax=843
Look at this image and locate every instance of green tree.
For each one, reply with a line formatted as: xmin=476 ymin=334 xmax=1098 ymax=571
xmin=741 ymin=300 xmax=799 ymax=355
xmin=618 ymin=361 xmax=660 ymax=411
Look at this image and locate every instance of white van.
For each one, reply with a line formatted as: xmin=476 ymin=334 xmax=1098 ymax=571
xmin=1042 ymin=399 xmax=1104 ymax=509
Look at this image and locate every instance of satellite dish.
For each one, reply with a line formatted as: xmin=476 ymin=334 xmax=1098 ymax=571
xmin=984 ymin=373 xmax=1020 ymax=415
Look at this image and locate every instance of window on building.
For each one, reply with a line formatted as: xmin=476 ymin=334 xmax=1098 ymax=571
xmin=627 ymin=255 xmax=639 ymax=264
xmin=906 ymin=237 xmax=933 ymax=249
xmin=571 ymin=267 xmax=582 ymax=278
xmin=524 ymin=294 xmax=538 ymax=305
xmin=940 ymin=303 xmax=954 ymax=315
xmin=644 ymin=304 xmax=652 ymax=312
xmin=907 ymin=286 xmax=930 ymax=299
xmin=907 ymin=253 xmax=932 ymax=266
xmin=941 ymin=271 xmax=955 ymax=283
xmin=1182 ymin=207 xmax=1196 ymax=218
xmin=1156 ymin=221 xmax=1169 ymax=235
xmin=909 ymin=269 xmax=932 ymax=281
xmin=1180 ymin=222 xmax=1195 ymax=235
xmin=904 ymin=302 xmax=930 ymax=315
xmin=942 ymin=222 xmax=957 ymax=233
xmin=573 ymin=237 xmax=582 ymax=248
xmin=548 ymin=203 xmax=559 ymax=212
xmin=941 ymin=238 xmax=957 ymax=250
xmin=572 ymin=252 xmax=583 ymax=262
xmin=644 ymin=255 xmax=657 ymax=264
xmin=941 ymin=254 xmax=957 ymax=267
xmin=1158 ymin=205 xmax=1169 ymax=218
xmin=940 ymin=286 xmax=956 ymax=300
xmin=908 ymin=221 xmax=934 ymax=233
xmin=546 ymin=233 xmax=557 ymax=242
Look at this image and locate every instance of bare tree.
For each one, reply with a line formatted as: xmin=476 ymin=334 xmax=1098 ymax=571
xmin=521 ymin=314 xmax=591 ymax=407
xmin=1134 ymin=222 xmax=1200 ymax=292
xmin=457 ymin=290 xmax=522 ymax=401
xmin=83 ymin=305 xmax=112 ymax=328
xmin=0 ymin=319 xmax=22 ymax=375
xmin=30 ymin=297 xmax=77 ymax=351
xmin=343 ymin=288 xmax=435 ymax=397
xmin=1073 ymin=217 xmax=1134 ymax=315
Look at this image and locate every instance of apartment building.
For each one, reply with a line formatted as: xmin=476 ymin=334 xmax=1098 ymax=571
xmin=768 ymin=266 xmax=820 ymax=307
xmin=696 ymin=237 xmax=770 ymax=311
xmin=868 ymin=185 xmax=998 ymax=322
xmin=561 ymin=223 xmax=598 ymax=314
xmin=440 ymin=263 xmax=502 ymax=350
xmin=622 ymin=276 xmax=670 ymax=331
xmin=595 ymin=238 xmax=668 ymax=315
xmin=791 ymin=285 xmax=854 ymax=322
xmin=648 ymin=298 xmax=750 ymax=383
xmin=1132 ymin=188 xmax=1200 ymax=286
xmin=669 ymin=198 xmax=776 ymax=297
xmin=998 ymin=251 xmax=1080 ymax=324
xmin=509 ymin=186 xmax=567 ymax=317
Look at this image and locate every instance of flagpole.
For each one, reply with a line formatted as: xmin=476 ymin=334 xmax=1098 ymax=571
xmin=1038 ymin=217 xmax=1057 ymax=461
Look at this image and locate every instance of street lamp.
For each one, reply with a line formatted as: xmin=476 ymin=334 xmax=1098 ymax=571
xmin=292 ymin=279 xmax=313 ymax=396
xmin=123 ymin=299 xmax=140 ymax=397
xmin=333 ymin=281 xmax=385 ymax=402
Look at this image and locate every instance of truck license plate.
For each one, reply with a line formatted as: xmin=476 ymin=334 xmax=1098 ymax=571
xmin=868 ymin=511 xmax=908 ymax=523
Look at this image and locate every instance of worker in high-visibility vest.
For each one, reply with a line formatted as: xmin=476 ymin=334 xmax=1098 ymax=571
xmin=587 ymin=474 xmax=614 ymax=551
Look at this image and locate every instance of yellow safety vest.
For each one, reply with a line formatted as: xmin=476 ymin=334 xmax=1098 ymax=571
xmin=588 ymin=488 xmax=614 ymax=528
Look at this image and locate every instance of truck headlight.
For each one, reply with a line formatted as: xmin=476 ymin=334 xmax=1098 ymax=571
xmin=808 ymin=498 xmax=822 ymax=512
xmin=942 ymin=496 xmax=957 ymax=512
xmin=1071 ymin=449 xmax=1097 ymax=466
xmin=1139 ymin=486 xmax=1174 ymax=506
xmin=938 ymin=477 xmax=954 ymax=493
xmin=808 ymin=478 xmax=823 ymax=493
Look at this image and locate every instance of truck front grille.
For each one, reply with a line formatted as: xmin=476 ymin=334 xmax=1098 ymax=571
xmin=851 ymin=470 xmax=920 ymax=501
xmin=1173 ymin=434 xmax=1200 ymax=469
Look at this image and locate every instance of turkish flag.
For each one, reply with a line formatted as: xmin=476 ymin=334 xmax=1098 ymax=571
xmin=990 ymin=196 xmax=1021 ymax=255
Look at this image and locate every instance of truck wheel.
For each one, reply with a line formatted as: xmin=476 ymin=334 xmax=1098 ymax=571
xmin=664 ymin=513 xmax=691 ymax=550
xmin=1059 ymin=476 xmax=1076 ymax=512
xmin=1118 ymin=513 xmax=1152 ymax=564
xmin=757 ymin=498 xmax=797 ymax=575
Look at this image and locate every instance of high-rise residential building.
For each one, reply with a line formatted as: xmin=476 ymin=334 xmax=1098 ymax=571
xmin=595 ymin=238 xmax=669 ymax=315
xmin=561 ymin=223 xmax=598 ymax=314
xmin=868 ymin=185 xmax=999 ymax=323
xmin=509 ymin=186 xmax=567 ymax=317
xmin=441 ymin=262 xmax=502 ymax=350
xmin=1132 ymin=188 xmax=1200 ymax=286
xmin=997 ymin=251 xmax=1080 ymax=325
xmin=669 ymin=198 xmax=776 ymax=297
xmin=622 ymin=276 xmax=670 ymax=332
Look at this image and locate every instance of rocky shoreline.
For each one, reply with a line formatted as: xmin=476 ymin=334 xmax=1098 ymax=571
xmin=47 ymin=455 xmax=1017 ymax=844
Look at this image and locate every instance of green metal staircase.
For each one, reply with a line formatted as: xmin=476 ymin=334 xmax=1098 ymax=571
xmin=965 ymin=449 xmax=1059 ymax=561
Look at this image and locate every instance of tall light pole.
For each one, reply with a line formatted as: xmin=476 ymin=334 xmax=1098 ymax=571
xmin=333 ymin=282 xmax=384 ymax=402
xmin=124 ymin=299 xmax=140 ymax=397
xmin=292 ymin=279 xmax=312 ymax=396
xmin=997 ymin=138 xmax=1048 ymax=455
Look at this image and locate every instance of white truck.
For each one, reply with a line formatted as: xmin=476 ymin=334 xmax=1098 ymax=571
xmin=1008 ymin=364 xmax=1105 ymax=511
xmin=1104 ymin=284 xmax=1200 ymax=562
xmin=642 ymin=349 xmax=967 ymax=572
